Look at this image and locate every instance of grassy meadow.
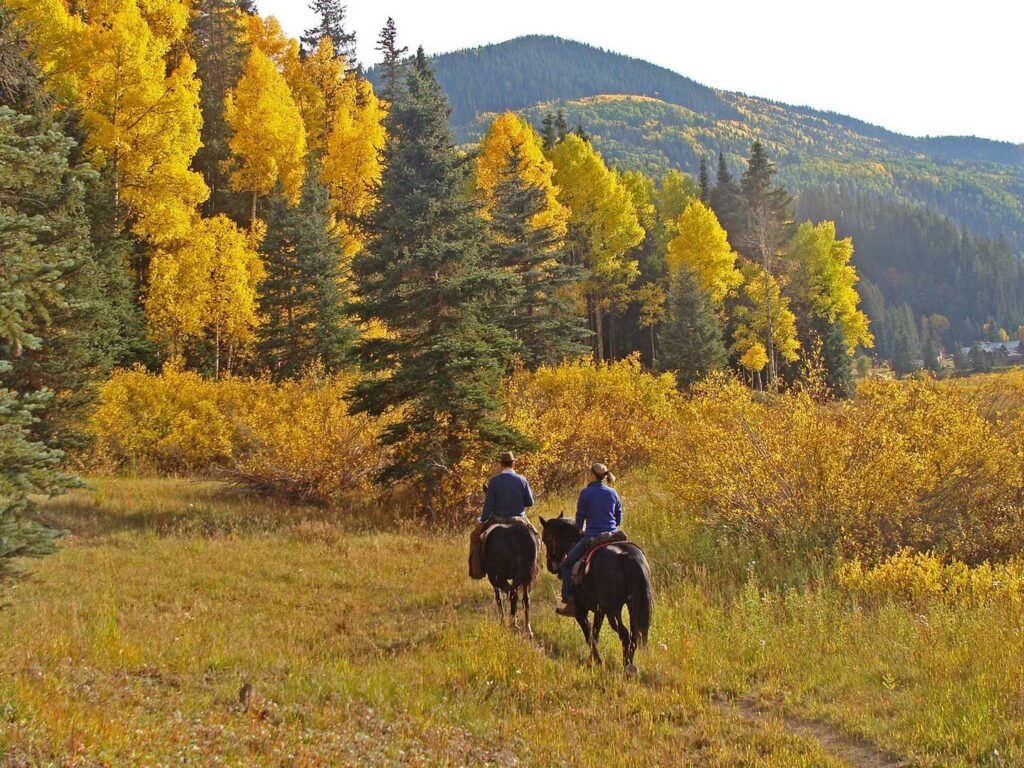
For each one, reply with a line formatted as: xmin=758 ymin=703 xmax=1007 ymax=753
xmin=2 ymin=475 xmax=1021 ymax=767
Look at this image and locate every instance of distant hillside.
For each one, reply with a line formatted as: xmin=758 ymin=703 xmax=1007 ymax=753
xmin=370 ymin=36 xmax=1024 ymax=251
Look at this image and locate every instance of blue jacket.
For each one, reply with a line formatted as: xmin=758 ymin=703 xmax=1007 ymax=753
xmin=576 ymin=480 xmax=622 ymax=537
xmin=480 ymin=470 xmax=534 ymax=522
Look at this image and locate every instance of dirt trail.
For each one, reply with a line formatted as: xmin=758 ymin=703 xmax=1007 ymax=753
xmin=718 ymin=694 xmax=909 ymax=768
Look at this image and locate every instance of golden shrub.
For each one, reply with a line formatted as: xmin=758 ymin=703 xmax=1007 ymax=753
xmin=90 ymin=367 xmax=389 ymax=502
xmin=89 ymin=365 xmax=236 ymax=473
xmin=835 ymin=550 xmax=1024 ymax=608
xmin=504 ymin=356 xmax=678 ymax=496
xmin=662 ymin=374 xmax=1024 ymax=562
xmin=228 ymin=371 xmax=390 ymax=502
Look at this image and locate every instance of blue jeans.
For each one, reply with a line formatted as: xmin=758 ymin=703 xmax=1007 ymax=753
xmin=559 ymin=538 xmax=592 ymax=602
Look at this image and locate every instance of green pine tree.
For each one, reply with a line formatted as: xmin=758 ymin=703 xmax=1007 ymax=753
xmin=488 ymin=144 xmax=587 ymax=368
xmin=698 ymin=155 xmax=710 ymax=203
xmin=374 ymin=17 xmax=407 ymax=104
xmin=554 ymin=109 xmax=569 ymax=142
xmin=302 ymin=0 xmax=357 ymax=62
xmin=257 ymin=162 xmax=354 ymax=379
xmin=816 ymin=316 xmax=855 ymax=398
xmin=922 ymin=340 xmax=941 ymax=373
xmin=540 ymin=112 xmax=558 ymax=150
xmin=658 ymin=265 xmax=727 ymax=387
xmin=0 ymin=105 xmax=85 ymax=581
xmin=190 ymin=0 xmax=253 ymax=220
xmin=708 ymin=152 xmax=744 ymax=246
xmin=351 ymin=48 xmax=522 ymax=518
xmin=2 ymin=9 xmax=139 ymax=447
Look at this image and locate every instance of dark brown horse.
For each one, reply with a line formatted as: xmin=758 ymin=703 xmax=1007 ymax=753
xmin=540 ymin=515 xmax=652 ymax=672
xmin=482 ymin=521 xmax=540 ymax=636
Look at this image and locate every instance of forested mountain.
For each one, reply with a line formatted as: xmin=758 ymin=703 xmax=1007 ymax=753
xmin=368 ymin=36 xmax=1024 ymax=253
xmin=798 ymin=187 xmax=1024 ymax=347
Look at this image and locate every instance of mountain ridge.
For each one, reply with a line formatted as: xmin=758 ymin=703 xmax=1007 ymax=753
xmin=367 ymin=36 xmax=1023 ymax=250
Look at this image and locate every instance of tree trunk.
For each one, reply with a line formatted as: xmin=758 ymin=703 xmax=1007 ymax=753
xmin=214 ymin=324 xmax=221 ymax=380
xmin=594 ymin=302 xmax=605 ymax=363
xmin=650 ymin=325 xmax=656 ymax=368
xmin=251 ymin=191 xmax=258 ymax=226
xmin=762 ymin=249 xmax=776 ymax=388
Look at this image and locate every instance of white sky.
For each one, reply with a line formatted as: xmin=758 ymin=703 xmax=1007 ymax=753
xmin=255 ymin=0 xmax=1024 ymax=144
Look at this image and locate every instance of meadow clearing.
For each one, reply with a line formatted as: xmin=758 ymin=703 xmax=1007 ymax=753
xmin=2 ymin=471 xmax=1022 ymax=767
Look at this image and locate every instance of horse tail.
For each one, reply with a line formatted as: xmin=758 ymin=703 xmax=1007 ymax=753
xmin=623 ymin=549 xmax=653 ymax=646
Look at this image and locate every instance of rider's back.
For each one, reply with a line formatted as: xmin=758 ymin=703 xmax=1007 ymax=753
xmin=576 ymin=481 xmax=622 ymax=537
xmin=482 ymin=470 xmax=533 ymax=521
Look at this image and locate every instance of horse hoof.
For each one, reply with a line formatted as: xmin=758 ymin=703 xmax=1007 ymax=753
xmin=625 ymin=663 xmax=639 ymax=677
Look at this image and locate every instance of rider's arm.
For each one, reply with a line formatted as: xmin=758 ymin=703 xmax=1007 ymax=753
xmin=523 ymin=478 xmax=534 ymax=509
xmin=614 ymin=493 xmax=623 ymax=527
xmin=480 ymin=481 xmax=496 ymax=523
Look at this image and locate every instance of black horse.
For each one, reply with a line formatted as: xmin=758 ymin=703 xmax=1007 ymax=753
xmin=539 ymin=514 xmax=652 ymax=672
xmin=482 ymin=521 xmax=540 ymax=636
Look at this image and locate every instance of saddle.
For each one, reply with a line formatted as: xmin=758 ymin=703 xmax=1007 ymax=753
xmin=469 ymin=515 xmax=539 ymax=580
xmin=571 ymin=530 xmax=629 ymax=585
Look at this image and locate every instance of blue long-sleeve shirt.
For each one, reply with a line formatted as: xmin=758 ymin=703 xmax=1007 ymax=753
xmin=480 ymin=470 xmax=534 ymax=522
xmin=575 ymin=480 xmax=622 ymax=537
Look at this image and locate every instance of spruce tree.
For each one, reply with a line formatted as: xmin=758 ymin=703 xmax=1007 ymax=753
xmin=709 ymin=152 xmax=744 ymax=245
xmin=375 ymin=17 xmax=407 ymax=103
xmin=540 ymin=112 xmax=558 ymax=150
xmin=554 ymin=109 xmax=569 ymax=142
xmin=698 ymin=155 xmax=710 ymax=203
xmin=302 ymin=0 xmax=357 ymax=63
xmin=658 ymin=265 xmax=727 ymax=387
xmin=488 ymin=144 xmax=587 ymax=368
xmin=2 ymin=10 xmax=136 ymax=446
xmin=257 ymin=162 xmax=354 ymax=379
xmin=190 ymin=0 xmax=253 ymax=220
xmin=0 ymin=105 xmax=84 ymax=580
xmin=351 ymin=49 xmax=522 ymax=517
xmin=816 ymin=316 xmax=855 ymax=398
xmin=572 ymin=120 xmax=590 ymax=143
xmin=738 ymin=140 xmax=794 ymax=386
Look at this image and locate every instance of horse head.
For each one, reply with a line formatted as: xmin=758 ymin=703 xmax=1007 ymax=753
xmin=538 ymin=513 xmax=581 ymax=574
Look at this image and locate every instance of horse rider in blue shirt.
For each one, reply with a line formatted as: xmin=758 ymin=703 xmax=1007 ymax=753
xmin=469 ymin=451 xmax=534 ymax=579
xmin=556 ymin=462 xmax=622 ymax=616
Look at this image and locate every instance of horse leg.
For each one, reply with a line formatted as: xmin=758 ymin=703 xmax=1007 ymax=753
xmin=609 ymin=607 xmax=635 ymax=673
xmin=575 ymin=613 xmax=592 ymax=664
xmin=493 ymin=587 xmax=504 ymax=622
xmin=522 ymin=585 xmax=533 ymax=638
xmin=509 ymin=588 xmax=519 ymax=629
xmin=589 ymin=608 xmax=605 ymax=666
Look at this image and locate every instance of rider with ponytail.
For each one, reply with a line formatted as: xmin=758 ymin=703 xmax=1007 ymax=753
xmin=555 ymin=462 xmax=623 ymax=617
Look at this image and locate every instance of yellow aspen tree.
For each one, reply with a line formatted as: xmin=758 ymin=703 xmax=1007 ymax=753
xmin=550 ymin=134 xmax=643 ymax=361
xmin=244 ymin=14 xmax=299 ymax=68
xmin=733 ymin=263 xmax=800 ymax=385
xmin=666 ymin=200 xmax=743 ymax=306
xmin=12 ymin=0 xmax=207 ymax=246
xmin=321 ymin=74 xmax=386 ymax=258
xmin=7 ymin=0 xmax=83 ymax=101
xmin=476 ymin=112 xmax=568 ymax=239
xmin=147 ymin=216 xmax=265 ymax=375
xmin=292 ymin=37 xmax=349 ymax=151
xmin=789 ymin=220 xmax=873 ymax=353
xmin=206 ymin=217 xmax=266 ymax=376
xmin=225 ymin=48 xmax=307 ymax=223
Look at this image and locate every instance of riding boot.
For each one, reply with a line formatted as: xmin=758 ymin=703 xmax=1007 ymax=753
xmin=555 ymin=600 xmax=576 ymax=617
